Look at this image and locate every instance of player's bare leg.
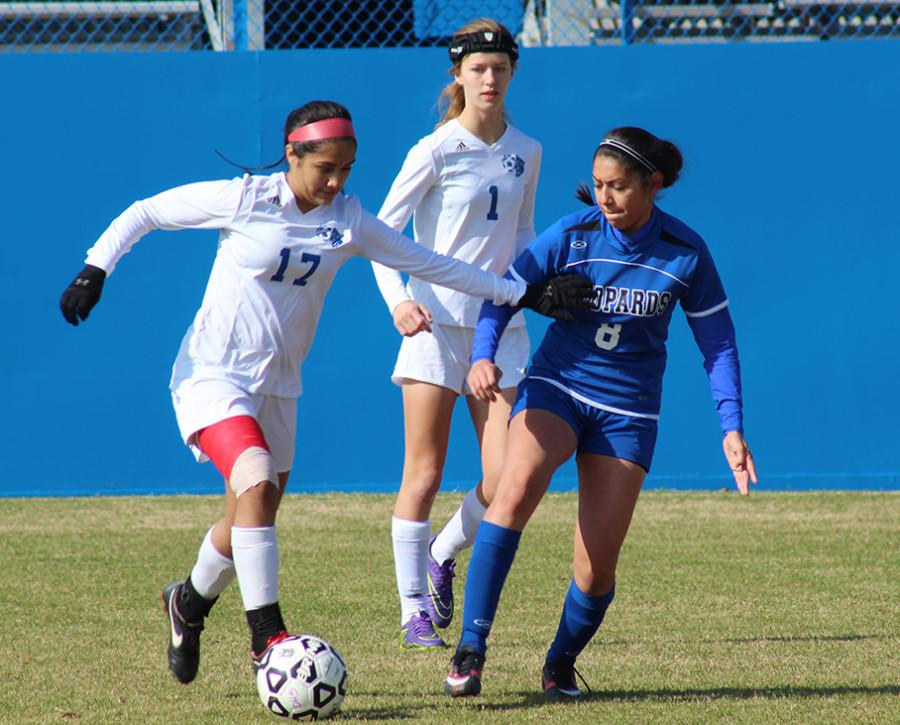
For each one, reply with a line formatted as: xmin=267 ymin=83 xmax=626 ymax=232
xmin=426 ymin=388 xmax=516 ymax=629
xmin=573 ymin=454 xmax=644 ymax=595
xmin=393 ymin=381 xmax=456 ymax=648
xmin=485 ymin=409 xmax=577 ymax=531
xmin=447 ymin=410 xmax=577 ymax=696
xmin=542 ymin=454 xmax=644 ymax=699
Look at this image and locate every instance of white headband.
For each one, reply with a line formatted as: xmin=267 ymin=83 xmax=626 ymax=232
xmin=599 ymin=138 xmax=657 ymax=173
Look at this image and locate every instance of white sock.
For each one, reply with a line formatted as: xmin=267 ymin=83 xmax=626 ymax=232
xmin=431 ymin=486 xmax=487 ymax=565
xmin=190 ymin=527 xmax=236 ymax=600
xmin=231 ymin=526 xmax=279 ymax=611
xmin=391 ymin=516 xmax=430 ymax=625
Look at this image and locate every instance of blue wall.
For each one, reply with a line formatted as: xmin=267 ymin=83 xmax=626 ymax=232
xmin=4 ymin=41 xmax=899 ymax=496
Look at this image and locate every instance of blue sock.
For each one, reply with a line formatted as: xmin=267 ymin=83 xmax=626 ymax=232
xmin=458 ymin=521 xmax=522 ymax=655
xmin=545 ymin=579 xmax=615 ymax=663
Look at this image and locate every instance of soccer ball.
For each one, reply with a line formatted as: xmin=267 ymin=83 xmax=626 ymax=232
xmin=256 ymin=634 xmax=348 ymax=720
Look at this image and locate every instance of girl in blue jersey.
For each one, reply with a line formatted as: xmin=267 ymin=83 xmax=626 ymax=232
xmin=444 ymin=126 xmax=758 ymax=698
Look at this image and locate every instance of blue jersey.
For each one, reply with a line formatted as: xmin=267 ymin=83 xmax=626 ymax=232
xmin=474 ymin=205 xmax=742 ymax=429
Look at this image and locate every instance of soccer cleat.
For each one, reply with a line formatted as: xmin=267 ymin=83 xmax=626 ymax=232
xmin=162 ymin=581 xmax=204 ymax=684
xmin=425 ymin=536 xmax=456 ymax=629
xmin=541 ymin=658 xmax=591 ymax=700
xmin=445 ymin=645 xmax=485 ymax=697
xmin=401 ymin=611 xmax=448 ymax=649
xmin=251 ymin=630 xmax=294 ymax=674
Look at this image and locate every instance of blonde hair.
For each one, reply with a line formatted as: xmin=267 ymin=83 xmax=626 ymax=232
xmin=437 ymin=18 xmax=517 ymax=127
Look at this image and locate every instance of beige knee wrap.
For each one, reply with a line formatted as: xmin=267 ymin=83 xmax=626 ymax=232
xmin=229 ymin=446 xmax=279 ymax=496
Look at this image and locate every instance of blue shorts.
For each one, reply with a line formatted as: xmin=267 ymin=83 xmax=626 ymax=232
xmin=510 ymin=377 xmax=658 ymax=472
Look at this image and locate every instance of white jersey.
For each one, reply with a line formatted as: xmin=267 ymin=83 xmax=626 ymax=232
xmin=372 ymin=119 xmax=542 ymax=328
xmin=84 ymin=172 xmax=526 ymax=398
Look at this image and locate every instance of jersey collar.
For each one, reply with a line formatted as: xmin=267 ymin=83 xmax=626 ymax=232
xmin=608 ymin=206 xmax=660 ymax=253
xmin=451 ymin=118 xmax=512 ymax=150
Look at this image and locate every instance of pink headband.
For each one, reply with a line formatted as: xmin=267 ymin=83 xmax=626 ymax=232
xmin=287 ymin=118 xmax=355 ymax=143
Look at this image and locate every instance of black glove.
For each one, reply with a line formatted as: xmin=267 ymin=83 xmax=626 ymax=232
xmin=519 ymin=273 xmax=595 ymax=320
xmin=60 ymin=264 xmax=107 ymax=326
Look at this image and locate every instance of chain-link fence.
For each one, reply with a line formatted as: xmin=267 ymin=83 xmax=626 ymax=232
xmin=2 ymin=0 xmax=898 ymax=52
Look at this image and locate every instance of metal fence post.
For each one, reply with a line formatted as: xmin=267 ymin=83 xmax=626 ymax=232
xmin=622 ymin=0 xmax=634 ymax=44
xmin=233 ymin=0 xmax=246 ymax=50
xmin=233 ymin=0 xmax=263 ymax=50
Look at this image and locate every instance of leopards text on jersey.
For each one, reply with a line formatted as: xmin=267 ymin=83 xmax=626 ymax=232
xmin=472 ymin=205 xmax=743 ymax=433
xmin=84 ymin=172 xmax=527 ymax=398
xmin=371 ymin=119 xmax=541 ymax=328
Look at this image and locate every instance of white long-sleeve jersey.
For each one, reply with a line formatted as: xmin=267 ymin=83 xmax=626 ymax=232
xmin=371 ymin=119 xmax=542 ymax=328
xmin=84 ymin=172 xmax=526 ymax=398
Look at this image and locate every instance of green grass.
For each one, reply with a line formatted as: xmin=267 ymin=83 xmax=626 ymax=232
xmin=0 ymin=491 xmax=897 ymax=723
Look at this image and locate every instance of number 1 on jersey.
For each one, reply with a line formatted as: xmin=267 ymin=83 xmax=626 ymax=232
xmin=487 ymin=185 xmax=499 ymax=221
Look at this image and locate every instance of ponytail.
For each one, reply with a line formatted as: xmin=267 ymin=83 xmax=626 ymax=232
xmin=217 ymin=100 xmax=355 ymax=173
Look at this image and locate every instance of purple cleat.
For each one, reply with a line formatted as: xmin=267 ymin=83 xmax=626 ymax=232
xmin=401 ymin=611 xmax=448 ymax=649
xmin=425 ymin=536 xmax=456 ymax=629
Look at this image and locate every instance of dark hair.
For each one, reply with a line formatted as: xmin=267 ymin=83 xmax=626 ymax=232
xmin=217 ymin=100 xmax=355 ymax=173
xmin=576 ymin=126 xmax=683 ymax=206
xmin=284 ymin=100 xmax=355 ymax=159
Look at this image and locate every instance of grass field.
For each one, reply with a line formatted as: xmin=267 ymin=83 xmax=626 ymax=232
xmin=0 ymin=491 xmax=897 ymax=723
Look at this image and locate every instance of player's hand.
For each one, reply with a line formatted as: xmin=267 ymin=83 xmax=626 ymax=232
xmin=519 ymin=274 xmax=595 ymax=320
xmin=467 ymin=359 xmax=503 ymax=402
xmin=60 ymin=264 xmax=106 ymax=326
xmin=722 ymin=431 xmax=758 ymax=496
xmin=392 ymin=300 xmax=432 ymax=337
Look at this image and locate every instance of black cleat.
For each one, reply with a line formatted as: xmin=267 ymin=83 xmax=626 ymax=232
xmin=444 ymin=645 xmax=485 ymax=697
xmin=162 ymin=581 xmax=204 ymax=684
xmin=251 ymin=630 xmax=293 ymax=675
xmin=541 ymin=658 xmax=590 ymax=700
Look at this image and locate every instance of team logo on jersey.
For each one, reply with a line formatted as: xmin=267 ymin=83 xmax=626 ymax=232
xmin=571 ymin=240 xmax=588 ymax=249
xmin=316 ymin=223 xmax=343 ymax=247
xmin=455 ymin=140 xmax=468 ymax=152
xmin=501 ymin=154 xmax=525 ymax=177
xmin=590 ymin=284 xmax=672 ymax=317
xmin=266 ymin=194 xmax=282 ymax=207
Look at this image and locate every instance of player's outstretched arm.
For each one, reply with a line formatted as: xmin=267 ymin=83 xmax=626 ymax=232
xmin=722 ymin=430 xmax=758 ymax=496
xmin=59 ymin=264 xmax=107 ymax=326
xmin=358 ymin=213 xmax=595 ymax=316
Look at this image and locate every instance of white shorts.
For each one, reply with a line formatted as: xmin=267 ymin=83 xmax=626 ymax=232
xmin=392 ymin=322 xmax=530 ymax=396
xmin=170 ymin=377 xmax=297 ymax=473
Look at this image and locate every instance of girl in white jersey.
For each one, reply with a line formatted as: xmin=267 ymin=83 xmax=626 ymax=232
xmin=58 ymin=101 xmax=590 ymax=687
xmin=370 ymin=19 xmax=542 ymax=648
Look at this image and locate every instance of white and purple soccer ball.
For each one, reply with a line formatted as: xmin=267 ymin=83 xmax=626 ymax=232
xmin=256 ymin=634 xmax=348 ymax=720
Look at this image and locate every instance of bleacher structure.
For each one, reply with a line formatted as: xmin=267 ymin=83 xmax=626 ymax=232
xmin=1 ymin=0 xmax=898 ymax=51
